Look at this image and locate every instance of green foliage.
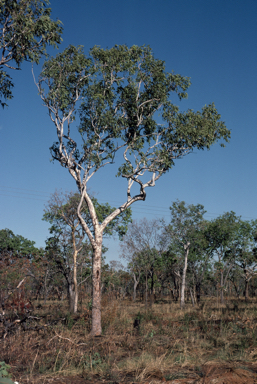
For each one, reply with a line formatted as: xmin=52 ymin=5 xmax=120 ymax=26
xmin=0 ymin=362 xmax=15 ymax=384
xmin=38 ymin=44 xmax=230 ymax=187
xmin=37 ymin=43 xmax=230 ymax=334
xmin=165 ymin=200 xmax=206 ymax=262
xmin=205 ymin=211 xmax=240 ymax=253
xmin=82 ymin=352 xmax=103 ymax=369
xmin=0 ymin=228 xmax=40 ymax=258
xmin=0 ymin=378 xmax=14 ymax=384
xmin=147 ymin=329 xmax=156 ymax=338
xmin=43 ymin=191 xmax=132 ymax=242
xmin=168 ymin=200 xmax=206 ymax=240
xmin=233 ymin=219 xmax=257 ymax=268
xmin=0 ymin=70 xmax=13 ymax=108
xmin=0 ymin=0 xmax=63 ymax=107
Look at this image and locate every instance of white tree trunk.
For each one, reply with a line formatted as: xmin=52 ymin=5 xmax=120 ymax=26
xmin=72 ymin=236 xmax=78 ymax=314
xmin=91 ymin=237 xmax=102 ymax=336
xmin=69 ymin=283 xmax=76 ymax=313
xmin=77 ymin=188 xmax=144 ymax=336
xmin=180 ymin=244 xmax=189 ymax=309
xmin=133 ymin=272 xmax=140 ymax=301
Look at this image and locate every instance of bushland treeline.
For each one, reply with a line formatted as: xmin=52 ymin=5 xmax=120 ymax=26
xmin=1 ymin=193 xmax=256 ymax=316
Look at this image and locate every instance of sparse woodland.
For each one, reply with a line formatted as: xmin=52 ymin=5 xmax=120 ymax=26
xmin=1 ymin=2 xmax=257 ymax=383
xmin=1 ymin=201 xmax=257 ymax=383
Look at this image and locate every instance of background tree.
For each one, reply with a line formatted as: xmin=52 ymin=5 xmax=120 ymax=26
xmin=206 ymin=211 xmax=240 ymax=304
xmin=36 ymin=44 xmax=230 ymax=335
xmin=102 ymin=260 xmax=129 ymax=300
xmin=156 ymin=249 xmax=181 ymax=302
xmin=233 ymin=219 xmax=257 ymax=301
xmin=0 ymin=0 xmax=62 ymax=107
xmin=186 ymin=220 xmax=214 ymax=303
xmin=43 ymin=190 xmax=92 ymax=313
xmin=43 ymin=190 xmax=132 ymax=313
xmin=164 ymin=201 xmax=206 ymax=309
xmin=120 ymin=218 xmax=165 ymax=307
xmin=0 ymin=228 xmax=41 ymax=310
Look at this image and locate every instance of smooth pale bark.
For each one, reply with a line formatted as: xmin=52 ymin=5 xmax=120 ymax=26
xmin=77 ymin=189 xmax=145 ymax=336
xmin=91 ymin=241 xmax=102 ymax=336
xmin=71 ymin=233 xmax=79 ymax=313
xmin=132 ymin=272 xmax=140 ymax=301
xmin=68 ymin=283 xmax=76 ymax=312
xmin=180 ymin=244 xmax=190 ymax=310
xmin=66 ymin=238 xmax=80 ymax=314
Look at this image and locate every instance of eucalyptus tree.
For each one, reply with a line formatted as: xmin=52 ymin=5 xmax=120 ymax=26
xmin=120 ymin=218 xmax=164 ymax=307
xmin=157 ymin=248 xmax=181 ymax=301
xmin=36 ymin=44 xmax=230 ymax=335
xmin=0 ymin=0 xmax=62 ymax=107
xmin=43 ymin=190 xmax=131 ymax=313
xmin=206 ymin=211 xmax=240 ymax=304
xmin=233 ymin=219 xmax=257 ymax=301
xmin=43 ymin=191 xmax=92 ymax=313
xmin=187 ymin=221 xmax=214 ymax=303
xmin=165 ymin=201 xmax=206 ymax=309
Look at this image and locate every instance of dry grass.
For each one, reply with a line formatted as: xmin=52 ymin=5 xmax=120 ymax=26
xmin=1 ymin=296 xmax=257 ymax=383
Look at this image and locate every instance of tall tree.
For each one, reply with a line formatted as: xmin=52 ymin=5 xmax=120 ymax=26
xmin=156 ymin=248 xmax=181 ymax=302
xmin=43 ymin=190 xmax=131 ymax=313
xmin=120 ymin=218 xmax=164 ymax=306
xmin=187 ymin=220 xmax=213 ymax=303
xmin=233 ymin=219 xmax=257 ymax=301
xmin=165 ymin=201 xmax=206 ymax=309
xmin=36 ymin=44 xmax=230 ymax=335
xmin=0 ymin=0 xmax=62 ymax=107
xmin=206 ymin=212 xmax=240 ymax=304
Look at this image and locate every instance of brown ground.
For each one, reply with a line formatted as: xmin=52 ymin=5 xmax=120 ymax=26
xmin=2 ymin=297 xmax=257 ymax=384
xmin=15 ymin=363 xmax=257 ymax=384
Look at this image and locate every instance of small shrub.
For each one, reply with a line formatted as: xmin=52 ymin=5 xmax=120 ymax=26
xmin=65 ymin=313 xmax=74 ymax=330
xmin=82 ymin=352 xmax=103 ymax=370
xmin=0 ymin=362 xmax=15 ymax=384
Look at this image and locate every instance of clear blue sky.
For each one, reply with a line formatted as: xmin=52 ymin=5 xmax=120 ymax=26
xmin=1 ymin=0 xmax=256 ymax=263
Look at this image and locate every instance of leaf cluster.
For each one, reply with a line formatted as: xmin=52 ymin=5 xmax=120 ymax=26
xmin=0 ymin=228 xmax=41 ymax=259
xmin=43 ymin=191 xmax=132 ymax=242
xmin=38 ymin=44 xmax=230 ymax=188
xmin=0 ymin=0 xmax=63 ymax=106
xmin=167 ymin=200 xmax=206 ymax=247
xmin=0 ymin=361 xmax=15 ymax=384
